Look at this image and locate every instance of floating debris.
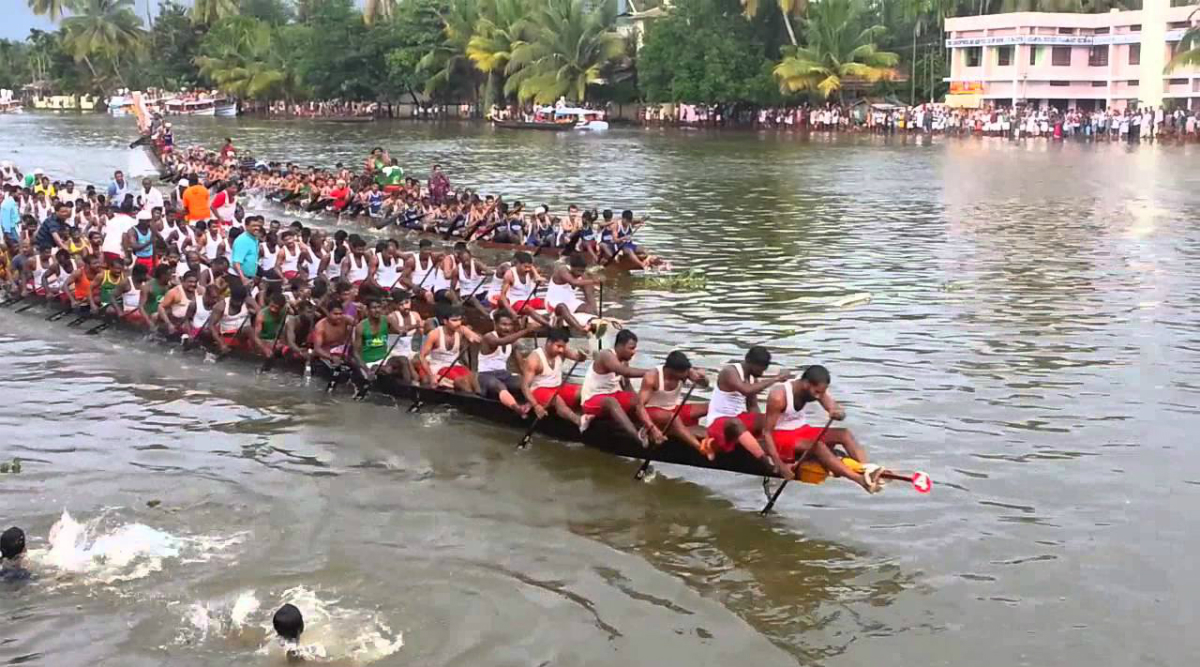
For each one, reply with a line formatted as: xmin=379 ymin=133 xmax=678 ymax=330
xmin=634 ymin=269 xmax=707 ymax=291
xmin=0 ymin=458 xmax=20 ymax=474
xmin=829 ymin=292 xmax=872 ymax=309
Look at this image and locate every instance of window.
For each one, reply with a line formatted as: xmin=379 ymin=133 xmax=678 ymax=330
xmin=997 ymin=46 xmax=1013 ymax=66
xmin=1089 ymin=45 xmax=1108 ymax=66
xmin=966 ymin=47 xmax=981 ymax=67
xmin=1129 ymin=43 xmax=1140 ymax=65
xmin=1052 ymin=46 xmax=1072 ymax=66
xmin=1050 ymin=81 xmax=1070 ymax=87
xmin=1130 ymin=25 xmax=1141 ymax=32
xmin=1094 ymin=27 xmax=1110 ymax=35
xmin=1030 ymin=46 xmax=1038 ymax=65
xmin=1170 ymin=78 xmax=1189 ymax=86
xmin=1128 ymin=80 xmax=1139 ymax=87
xmin=1092 ymin=81 xmax=1107 ymax=87
xmin=1169 ymin=21 xmax=1190 ymax=30
xmin=1058 ymin=27 xmax=1075 ymax=35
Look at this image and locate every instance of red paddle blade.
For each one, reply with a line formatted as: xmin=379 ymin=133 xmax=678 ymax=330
xmin=911 ymin=471 xmax=932 ymax=494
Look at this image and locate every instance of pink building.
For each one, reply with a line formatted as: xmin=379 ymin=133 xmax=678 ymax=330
xmin=944 ymin=2 xmax=1200 ymax=110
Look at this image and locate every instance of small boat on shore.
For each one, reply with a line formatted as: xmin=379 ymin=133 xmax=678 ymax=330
xmin=492 ymin=120 xmax=574 ymax=131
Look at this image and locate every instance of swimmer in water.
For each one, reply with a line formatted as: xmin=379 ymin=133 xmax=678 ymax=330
xmin=0 ymin=526 xmax=30 ymax=582
xmin=274 ymin=603 xmax=305 ymax=661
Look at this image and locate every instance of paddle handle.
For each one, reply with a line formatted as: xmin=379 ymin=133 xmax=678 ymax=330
xmin=518 ymin=357 xmax=584 ymax=448
xmin=760 ymin=417 xmax=834 ymax=515
xmin=633 ymin=382 xmax=696 ymax=480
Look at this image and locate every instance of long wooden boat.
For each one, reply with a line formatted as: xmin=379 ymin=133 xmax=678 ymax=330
xmin=144 ymin=144 xmax=651 ymax=273
xmin=492 ymin=120 xmax=574 ymax=132
xmin=0 ymin=295 xmax=770 ymax=478
xmin=0 ymin=295 xmax=931 ymax=507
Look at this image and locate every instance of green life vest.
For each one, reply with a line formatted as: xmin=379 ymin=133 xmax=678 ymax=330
xmin=261 ymin=308 xmax=282 ymax=340
xmin=361 ymin=318 xmax=389 ymax=364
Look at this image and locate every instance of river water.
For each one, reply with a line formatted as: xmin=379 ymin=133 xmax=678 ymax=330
xmin=1 ymin=114 xmax=1198 ymax=666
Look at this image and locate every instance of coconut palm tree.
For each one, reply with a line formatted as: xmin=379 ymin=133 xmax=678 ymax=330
xmin=417 ymin=0 xmax=481 ymax=99
xmin=466 ymin=0 xmax=528 ymax=106
xmin=1167 ymin=10 xmax=1199 ymax=71
xmin=27 ymin=0 xmax=71 ymax=21
xmin=363 ymin=0 xmax=397 ymax=26
xmin=503 ymin=0 xmax=625 ymax=104
xmin=192 ymin=0 xmax=240 ymax=26
xmin=61 ymin=0 xmax=147 ymax=87
xmin=740 ymin=0 xmax=805 ymax=46
xmin=773 ymin=0 xmax=898 ymax=100
xmin=195 ymin=16 xmax=287 ymax=99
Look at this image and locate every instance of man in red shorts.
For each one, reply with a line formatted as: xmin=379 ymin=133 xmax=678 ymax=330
xmin=762 ymin=364 xmax=882 ymax=493
xmin=579 ymin=329 xmax=663 ymax=445
xmin=702 ymin=346 xmax=790 ymax=473
xmin=419 ymin=304 xmax=482 ymax=392
xmin=521 ymin=327 xmax=588 ymax=429
xmin=639 ymin=350 xmax=715 ymax=459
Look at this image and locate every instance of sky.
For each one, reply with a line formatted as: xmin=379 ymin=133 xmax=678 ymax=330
xmin=3 ymin=1 xmax=169 ymax=40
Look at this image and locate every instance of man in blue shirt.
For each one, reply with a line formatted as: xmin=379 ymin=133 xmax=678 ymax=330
xmin=0 ymin=186 xmax=19 ymax=246
xmin=106 ymin=170 xmax=130 ymax=202
xmin=230 ymin=215 xmax=263 ymax=283
xmin=35 ymin=203 xmax=72 ymax=252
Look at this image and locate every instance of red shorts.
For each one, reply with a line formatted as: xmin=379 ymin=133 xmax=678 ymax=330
xmin=646 ymin=404 xmax=700 ymax=427
xmin=772 ymin=425 xmax=826 ymax=462
xmin=532 ymin=383 xmax=581 ymax=408
xmin=103 ymin=252 xmax=123 ymax=264
xmin=282 ymin=270 xmax=298 ymax=280
xmin=582 ymin=391 xmax=634 ymax=416
xmin=433 ymin=365 xmax=470 ymax=386
xmin=511 ymin=297 xmax=545 ymax=312
xmin=384 ymin=185 xmax=404 ymax=194
xmin=706 ymin=413 xmax=760 ymax=453
xmin=134 ymin=256 xmax=155 ymax=271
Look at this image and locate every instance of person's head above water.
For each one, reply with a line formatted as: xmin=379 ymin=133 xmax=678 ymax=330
xmin=1 ymin=527 xmax=26 ymax=561
xmin=274 ymin=603 xmax=304 ymax=641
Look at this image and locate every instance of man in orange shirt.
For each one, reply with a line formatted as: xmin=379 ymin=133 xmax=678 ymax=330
xmin=181 ymin=177 xmax=211 ymax=222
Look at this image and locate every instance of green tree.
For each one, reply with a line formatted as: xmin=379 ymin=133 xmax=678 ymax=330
xmin=739 ymin=0 xmax=804 ymax=46
xmin=772 ymin=0 xmax=898 ymax=100
xmin=385 ymin=0 xmax=446 ymax=104
xmin=241 ymin=0 xmax=294 ymax=24
xmin=1166 ymin=11 xmax=1199 ymax=71
xmin=195 ymin=16 xmax=286 ymax=98
xmin=638 ymin=0 xmax=777 ymax=105
xmin=297 ymin=0 xmax=394 ymax=100
xmin=27 ymin=0 xmax=71 ymax=21
xmin=503 ymin=0 xmax=625 ymax=104
xmin=143 ymin=1 xmax=203 ymax=89
xmin=363 ymin=0 xmax=397 ymax=25
xmin=61 ymin=0 xmax=148 ymax=89
xmin=467 ymin=0 xmax=528 ymax=107
xmin=417 ymin=0 xmax=482 ymax=100
xmin=192 ymin=0 xmax=241 ymax=26
xmin=0 ymin=40 xmax=34 ymax=90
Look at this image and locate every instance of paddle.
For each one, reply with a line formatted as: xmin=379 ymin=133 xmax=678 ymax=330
xmin=517 ymin=357 xmax=584 ymax=450
xmin=14 ymin=301 xmax=39 ymax=313
xmin=760 ymin=418 xmax=833 ymax=516
xmin=0 ymin=295 xmax=25 ymax=308
xmin=633 ymin=382 xmax=697 ymax=480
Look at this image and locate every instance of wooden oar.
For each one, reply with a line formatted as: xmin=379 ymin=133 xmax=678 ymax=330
xmin=633 ymin=382 xmax=696 ymax=480
xmin=0 ymin=295 xmax=24 ymax=308
xmin=14 ymin=301 xmax=39 ymax=313
xmin=760 ymin=418 xmax=833 ymax=516
xmin=517 ymin=357 xmax=584 ymax=450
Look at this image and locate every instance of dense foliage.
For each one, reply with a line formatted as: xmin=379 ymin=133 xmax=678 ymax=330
xmin=0 ymin=0 xmax=1180 ymax=109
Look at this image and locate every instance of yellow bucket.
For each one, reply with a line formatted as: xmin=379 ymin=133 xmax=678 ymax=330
xmin=797 ymin=457 xmax=864 ymax=485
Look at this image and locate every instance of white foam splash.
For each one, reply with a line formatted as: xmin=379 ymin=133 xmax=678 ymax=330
xmin=28 ymin=510 xmax=247 ymax=586
xmin=32 ymin=510 xmax=181 ymax=584
xmin=256 ymin=586 xmax=404 ymax=664
xmin=829 ymin=292 xmax=872 ymax=309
